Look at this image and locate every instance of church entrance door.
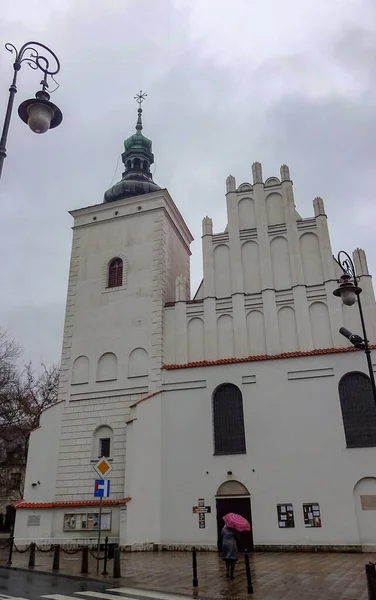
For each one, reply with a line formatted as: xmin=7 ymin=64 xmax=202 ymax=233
xmin=216 ymin=480 xmax=253 ymax=552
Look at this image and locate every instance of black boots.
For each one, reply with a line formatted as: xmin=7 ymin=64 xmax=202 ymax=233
xmin=230 ymin=561 xmax=235 ymax=580
xmin=225 ymin=561 xmax=235 ymax=580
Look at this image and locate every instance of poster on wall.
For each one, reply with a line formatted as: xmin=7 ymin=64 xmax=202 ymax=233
xmin=63 ymin=512 xmax=111 ymax=531
xmin=303 ymin=503 xmax=321 ymax=527
xmin=64 ymin=514 xmax=77 ymax=531
xmin=277 ymin=504 xmax=295 ymax=528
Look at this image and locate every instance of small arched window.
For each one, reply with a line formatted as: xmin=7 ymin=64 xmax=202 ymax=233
xmin=213 ymin=384 xmax=246 ymax=455
xmin=107 ymin=258 xmax=123 ymax=288
xmin=93 ymin=425 xmax=113 ymax=459
xmin=339 ymin=371 xmax=376 ymax=448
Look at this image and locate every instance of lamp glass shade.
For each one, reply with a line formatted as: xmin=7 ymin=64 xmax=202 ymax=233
xmin=340 ymin=287 xmax=357 ymax=306
xmin=27 ymin=103 xmax=54 ymax=134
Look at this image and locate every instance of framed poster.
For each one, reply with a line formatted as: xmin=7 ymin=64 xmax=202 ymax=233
xmin=64 ymin=513 xmax=77 ymax=531
xmin=277 ymin=504 xmax=295 ymax=528
xmin=303 ymin=503 xmax=321 ymax=528
xmin=63 ymin=511 xmax=111 ymax=531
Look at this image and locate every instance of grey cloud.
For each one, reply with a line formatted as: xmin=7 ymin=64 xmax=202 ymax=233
xmin=0 ymin=0 xmax=375 ymax=365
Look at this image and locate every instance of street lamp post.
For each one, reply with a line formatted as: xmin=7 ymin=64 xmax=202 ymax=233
xmin=333 ymin=250 xmax=376 ymax=406
xmin=0 ymin=41 xmax=63 ymax=180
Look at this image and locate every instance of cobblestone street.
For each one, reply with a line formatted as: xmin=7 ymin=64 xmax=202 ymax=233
xmin=0 ymin=547 xmax=373 ymax=599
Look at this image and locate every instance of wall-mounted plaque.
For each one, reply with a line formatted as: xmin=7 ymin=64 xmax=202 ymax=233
xmin=27 ymin=515 xmax=40 ymax=527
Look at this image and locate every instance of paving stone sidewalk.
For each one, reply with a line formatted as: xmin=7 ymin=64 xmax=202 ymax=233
xmin=0 ymin=546 xmax=374 ymax=600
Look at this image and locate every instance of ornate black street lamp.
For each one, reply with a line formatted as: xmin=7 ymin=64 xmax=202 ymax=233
xmin=0 ymin=41 xmax=63 ymax=180
xmin=333 ymin=250 xmax=376 ymax=405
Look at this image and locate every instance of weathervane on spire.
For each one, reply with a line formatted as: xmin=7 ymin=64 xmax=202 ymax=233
xmin=134 ymin=90 xmax=147 ymax=106
xmin=134 ymin=90 xmax=147 ymax=133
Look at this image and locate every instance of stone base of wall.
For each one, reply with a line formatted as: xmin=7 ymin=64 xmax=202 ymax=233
xmin=120 ymin=543 xmax=365 ymax=553
xmin=121 ymin=543 xmax=218 ymax=552
xmin=254 ymin=544 xmax=363 ymax=553
xmin=13 ymin=539 xmax=366 ymax=554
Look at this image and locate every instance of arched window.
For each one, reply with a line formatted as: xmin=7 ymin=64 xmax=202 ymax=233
xmin=92 ymin=425 xmax=113 ymax=459
xmin=213 ymin=384 xmax=246 ymax=455
xmin=339 ymin=372 xmax=376 ymax=448
xmin=107 ymin=258 xmax=123 ymax=288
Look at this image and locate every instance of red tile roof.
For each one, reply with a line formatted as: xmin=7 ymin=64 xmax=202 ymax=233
xmin=162 ymin=345 xmax=376 ymax=370
xmin=15 ymin=498 xmax=131 ymax=509
xmin=130 ymin=390 xmax=163 ymax=408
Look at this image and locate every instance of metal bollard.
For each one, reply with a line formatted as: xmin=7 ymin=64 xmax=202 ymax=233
xmin=52 ymin=544 xmax=60 ymax=572
xmin=102 ymin=536 xmax=109 ymax=576
xmin=7 ymin=536 xmax=14 ymax=566
xmin=113 ymin=546 xmax=121 ymax=578
xmin=81 ymin=546 xmax=89 ymax=574
xmin=244 ymin=550 xmax=253 ymax=594
xmin=28 ymin=542 xmax=36 ymax=569
xmin=366 ymin=563 xmax=376 ymax=600
xmin=192 ymin=547 xmax=198 ymax=587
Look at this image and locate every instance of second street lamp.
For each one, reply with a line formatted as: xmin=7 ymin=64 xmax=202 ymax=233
xmin=0 ymin=41 xmax=63 ymax=181
xmin=333 ymin=250 xmax=376 ymax=406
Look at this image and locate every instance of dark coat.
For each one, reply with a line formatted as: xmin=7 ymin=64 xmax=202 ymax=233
xmin=220 ymin=525 xmax=239 ymax=561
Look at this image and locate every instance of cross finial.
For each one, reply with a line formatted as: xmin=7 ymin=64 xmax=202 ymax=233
xmin=134 ymin=90 xmax=147 ymax=106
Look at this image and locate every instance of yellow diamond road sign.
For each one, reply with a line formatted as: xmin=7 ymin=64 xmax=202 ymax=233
xmin=94 ymin=456 xmax=112 ymax=479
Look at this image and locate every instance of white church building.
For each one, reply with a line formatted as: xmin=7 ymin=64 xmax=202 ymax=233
xmin=14 ymin=100 xmax=376 ymax=552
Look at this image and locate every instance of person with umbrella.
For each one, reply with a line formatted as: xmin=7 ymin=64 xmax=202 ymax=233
xmin=221 ymin=513 xmax=250 ymax=580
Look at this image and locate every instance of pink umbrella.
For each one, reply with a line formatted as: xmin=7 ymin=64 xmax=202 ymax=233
xmin=223 ymin=512 xmax=251 ymax=532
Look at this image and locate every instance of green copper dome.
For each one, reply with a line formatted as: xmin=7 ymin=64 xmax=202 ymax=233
xmin=123 ymin=132 xmax=152 ymax=153
xmin=104 ymin=97 xmax=161 ymax=203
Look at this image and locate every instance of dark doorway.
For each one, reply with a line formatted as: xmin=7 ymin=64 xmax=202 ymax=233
xmin=4 ymin=505 xmax=15 ymax=532
xmin=216 ymin=496 xmax=253 ymax=552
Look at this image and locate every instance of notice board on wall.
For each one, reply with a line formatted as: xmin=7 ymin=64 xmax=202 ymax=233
xmin=277 ymin=504 xmax=295 ymax=528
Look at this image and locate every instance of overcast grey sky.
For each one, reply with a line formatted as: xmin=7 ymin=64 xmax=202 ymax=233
xmin=0 ymin=0 xmax=375 ymax=366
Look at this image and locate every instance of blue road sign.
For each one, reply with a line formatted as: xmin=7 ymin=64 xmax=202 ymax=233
xmin=94 ymin=479 xmax=110 ymax=498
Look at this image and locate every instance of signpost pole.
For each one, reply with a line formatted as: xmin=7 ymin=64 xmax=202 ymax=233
xmin=93 ymin=456 xmax=112 ymax=575
xmin=97 ymin=496 xmax=103 ymax=574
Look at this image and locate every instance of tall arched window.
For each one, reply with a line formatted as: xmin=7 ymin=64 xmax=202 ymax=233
xmin=213 ymin=384 xmax=246 ymax=455
xmin=339 ymin=371 xmax=376 ymax=448
xmin=107 ymin=258 xmax=123 ymax=288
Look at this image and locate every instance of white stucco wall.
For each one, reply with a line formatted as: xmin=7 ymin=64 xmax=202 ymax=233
xmin=125 ymin=351 xmax=376 ymax=550
xmin=14 ymin=401 xmax=64 ymax=542
xmin=124 ymin=395 xmax=162 ymax=547
xmin=22 ymin=401 xmax=64 ymax=502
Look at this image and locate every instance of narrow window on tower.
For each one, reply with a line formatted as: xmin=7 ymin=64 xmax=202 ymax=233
xmin=100 ymin=437 xmax=111 ymax=458
xmin=107 ymin=258 xmax=123 ymax=288
xmin=93 ymin=425 xmax=113 ymax=460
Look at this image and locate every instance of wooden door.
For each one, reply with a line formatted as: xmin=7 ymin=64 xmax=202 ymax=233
xmin=216 ymin=496 xmax=253 ymax=552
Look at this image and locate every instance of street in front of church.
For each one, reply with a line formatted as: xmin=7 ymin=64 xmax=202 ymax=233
xmin=0 ymin=550 xmax=371 ymax=599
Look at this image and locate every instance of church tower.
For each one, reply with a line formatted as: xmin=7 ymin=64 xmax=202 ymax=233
xmin=15 ymin=95 xmax=192 ymax=538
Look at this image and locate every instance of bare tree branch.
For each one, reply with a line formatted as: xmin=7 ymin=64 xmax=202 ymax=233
xmin=0 ymin=329 xmax=59 ymax=508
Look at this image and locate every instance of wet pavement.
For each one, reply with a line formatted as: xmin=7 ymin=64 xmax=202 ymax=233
xmin=0 ymin=548 xmax=373 ymax=599
xmin=0 ymin=568 xmax=108 ymax=600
